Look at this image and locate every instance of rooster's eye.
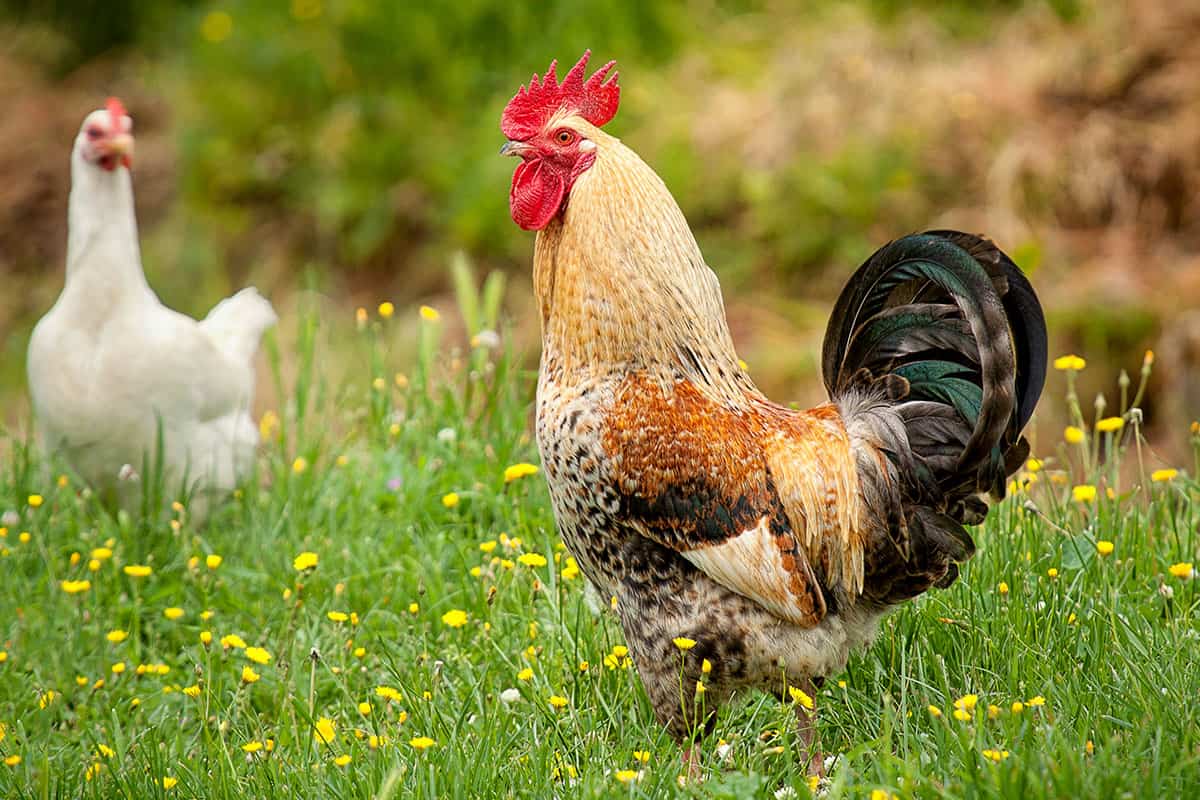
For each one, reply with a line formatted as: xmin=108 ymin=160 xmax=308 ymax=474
xmin=86 ymin=127 xmax=103 ymax=140
xmin=556 ymin=130 xmax=573 ymax=145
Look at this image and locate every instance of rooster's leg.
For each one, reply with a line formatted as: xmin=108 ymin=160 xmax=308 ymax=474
xmin=793 ymin=678 xmax=824 ymax=777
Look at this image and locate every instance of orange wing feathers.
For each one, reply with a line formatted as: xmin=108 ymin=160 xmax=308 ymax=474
xmin=601 ymin=375 xmax=866 ymax=626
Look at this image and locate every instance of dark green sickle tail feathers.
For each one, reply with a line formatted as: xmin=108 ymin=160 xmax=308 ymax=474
xmin=823 ymin=231 xmax=1047 ymax=604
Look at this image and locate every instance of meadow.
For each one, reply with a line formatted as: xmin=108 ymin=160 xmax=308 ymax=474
xmin=0 ymin=280 xmax=1197 ymax=799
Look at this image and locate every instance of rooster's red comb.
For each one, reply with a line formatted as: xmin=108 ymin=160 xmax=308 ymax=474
xmin=106 ymin=97 xmax=128 ymax=127
xmin=501 ymin=50 xmax=619 ymax=141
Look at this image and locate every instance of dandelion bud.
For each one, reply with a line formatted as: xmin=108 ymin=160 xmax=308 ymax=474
xmin=1118 ymin=370 xmax=1129 ymax=390
xmin=309 ymin=646 xmax=321 ymax=663
xmin=1094 ymin=393 xmax=1106 ymax=417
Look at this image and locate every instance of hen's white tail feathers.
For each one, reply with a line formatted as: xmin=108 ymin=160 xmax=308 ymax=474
xmin=201 ymin=287 xmax=278 ymax=365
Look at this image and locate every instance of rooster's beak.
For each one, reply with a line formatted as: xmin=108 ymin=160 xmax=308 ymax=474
xmin=499 ymin=140 xmax=531 ymax=158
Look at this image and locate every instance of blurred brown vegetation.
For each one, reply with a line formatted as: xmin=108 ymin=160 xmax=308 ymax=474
xmin=1 ymin=0 xmax=1197 ymax=460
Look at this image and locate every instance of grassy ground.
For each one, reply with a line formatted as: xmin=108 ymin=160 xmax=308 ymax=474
xmin=0 ymin=296 xmax=1197 ymax=799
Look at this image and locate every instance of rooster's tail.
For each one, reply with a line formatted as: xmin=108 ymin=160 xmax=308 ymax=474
xmin=822 ymin=231 xmax=1047 ymax=602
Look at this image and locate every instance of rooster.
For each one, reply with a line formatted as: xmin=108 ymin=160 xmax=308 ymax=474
xmin=500 ymin=53 xmax=1047 ymax=773
xmin=27 ymin=99 xmax=277 ymax=521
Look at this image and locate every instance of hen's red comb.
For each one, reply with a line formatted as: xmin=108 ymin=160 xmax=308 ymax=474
xmin=106 ymin=97 xmax=128 ymax=128
xmin=501 ymin=50 xmax=619 ymax=141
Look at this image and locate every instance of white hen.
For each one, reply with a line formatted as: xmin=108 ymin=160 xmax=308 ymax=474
xmin=27 ymin=98 xmax=277 ymax=519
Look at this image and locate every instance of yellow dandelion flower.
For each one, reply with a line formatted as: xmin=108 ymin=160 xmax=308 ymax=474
xmin=18 ymin=532 xmax=30 ymax=544
xmin=220 ymin=634 xmax=247 ymax=650
xmin=408 ymin=602 xmax=419 ymax=614
xmin=1086 ymin=740 xmax=1095 ymax=756
xmin=245 ymin=647 xmax=270 ymax=665
xmin=4 ymin=755 xmax=21 ymax=767
xmin=375 ymin=686 xmax=403 ymax=702
xmin=419 ymin=306 xmax=440 ymax=322
xmin=61 ymin=579 xmax=91 ymax=594
xmin=106 ymin=630 xmax=128 ymax=643
xmin=84 ymin=762 xmax=103 ymax=780
xmin=70 ymin=552 xmax=81 ymax=566
xmin=38 ymin=690 xmax=57 ymax=709
xmin=1072 ymin=485 xmax=1097 ymax=503
xmin=111 ymin=662 xmax=125 ymax=674
xmin=313 ymin=717 xmax=336 ymax=745
xmin=409 ymin=736 xmax=435 ymax=750
xmin=1026 ymin=458 xmax=1043 ymax=473
xmin=1064 ymin=426 xmax=1086 ymax=444
xmin=633 ymin=749 xmax=650 ymax=763
xmin=982 ymin=749 xmax=1010 ymax=762
xmin=293 ymin=551 xmax=319 ymax=571
xmin=702 ymin=659 xmax=712 ymax=674
xmin=327 ymin=611 xmax=349 ymax=623
xmin=954 ymin=694 xmax=978 ymax=712
xmin=378 ymin=301 xmax=395 ymax=319
xmin=205 ymin=554 xmax=222 ymax=570
xmin=1096 ymin=540 xmax=1114 ymax=556
xmin=241 ymin=665 xmax=260 ymax=684
xmin=1152 ymin=468 xmax=1179 ymax=483
xmin=479 ymin=540 xmax=497 ymax=554
xmin=164 ymin=607 xmax=184 ymax=621
xmin=517 ymin=668 xmax=534 ymax=681
xmin=441 ymin=492 xmax=460 ymax=508
xmin=1026 ymin=695 xmax=1046 ymax=706
xmin=353 ymin=647 xmax=365 ymax=658
xmin=1096 ymin=417 xmax=1124 ymax=433
xmin=333 ymin=754 xmax=352 ymax=767
xmin=998 ymin=581 xmax=1009 ymax=595
xmin=123 ymin=565 xmax=152 ymax=577
xmin=200 ymin=610 xmax=214 ymax=621
xmin=292 ymin=457 xmax=308 ymax=474
xmin=1167 ymin=562 xmax=1194 ymax=579
xmin=0 ymin=651 xmax=6 ymax=663
xmin=441 ymin=609 xmax=468 ymax=628
xmin=788 ymin=686 xmax=814 ymax=710
xmin=548 ymin=695 xmax=568 ymax=709
xmin=988 ymin=704 xmax=1001 ymax=719
xmin=672 ymin=637 xmax=697 ymax=651
xmin=503 ymin=463 xmax=539 ymax=483
xmin=242 ymin=741 xmax=263 ymax=753
xmin=1053 ymin=354 xmax=1086 ymax=371
xmin=182 ymin=685 xmax=201 ymax=698
xmin=561 ymin=557 xmax=580 ymax=580
xmin=1047 ymin=568 xmax=1059 ymax=579
xmin=515 ymin=553 xmax=548 ymax=570
xmin=199 ymin=631 xmax=212 ymax=646
xmin=953 ymin=708 xmax=972 ymax=721
xmin=27 ymin=494 xmax=43 ymax=508
xmin=162 ymin=777 xmax=178 ymax=789
xmin=928 ymin=705 xmax=943 ymax=718
xmin=259 ymin=410 xmax=279 ymax=440
xmin=615 ymin=769 xmax=641 ymax=784
xmin=88 ymin=559 xmax=100 ymax=572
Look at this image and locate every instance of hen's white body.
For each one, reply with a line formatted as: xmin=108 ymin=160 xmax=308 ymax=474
xmin=28 ymin=112 xmax=276 ymax=518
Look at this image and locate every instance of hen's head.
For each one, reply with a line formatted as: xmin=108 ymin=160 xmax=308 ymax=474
xmin=76 ymin=98 xmax=134 ymax=172
xmin=500 ymin=51 xmax=619 ymax=230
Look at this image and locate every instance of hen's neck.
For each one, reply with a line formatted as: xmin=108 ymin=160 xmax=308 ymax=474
xmin=534 ymin=131 xmax=755 ymax=406
xmin=63 ymin=150 xmax=149 ymax=314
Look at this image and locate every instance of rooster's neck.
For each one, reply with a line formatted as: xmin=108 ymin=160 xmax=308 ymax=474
xmin=63 ymin=150 xmax=150 ymax=315
xmin=534 ymin=135 xmax=756 ymax=406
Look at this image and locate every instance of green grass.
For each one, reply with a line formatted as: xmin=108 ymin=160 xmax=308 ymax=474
xmin=0 ymin=298 xmax=1198 ymax=799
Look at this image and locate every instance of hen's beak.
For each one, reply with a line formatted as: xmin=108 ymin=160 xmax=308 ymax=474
xmin=499 ymin=140 xmax=531 ymax=158
xmin=108 ymin=133 xmax=134 ymax=158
